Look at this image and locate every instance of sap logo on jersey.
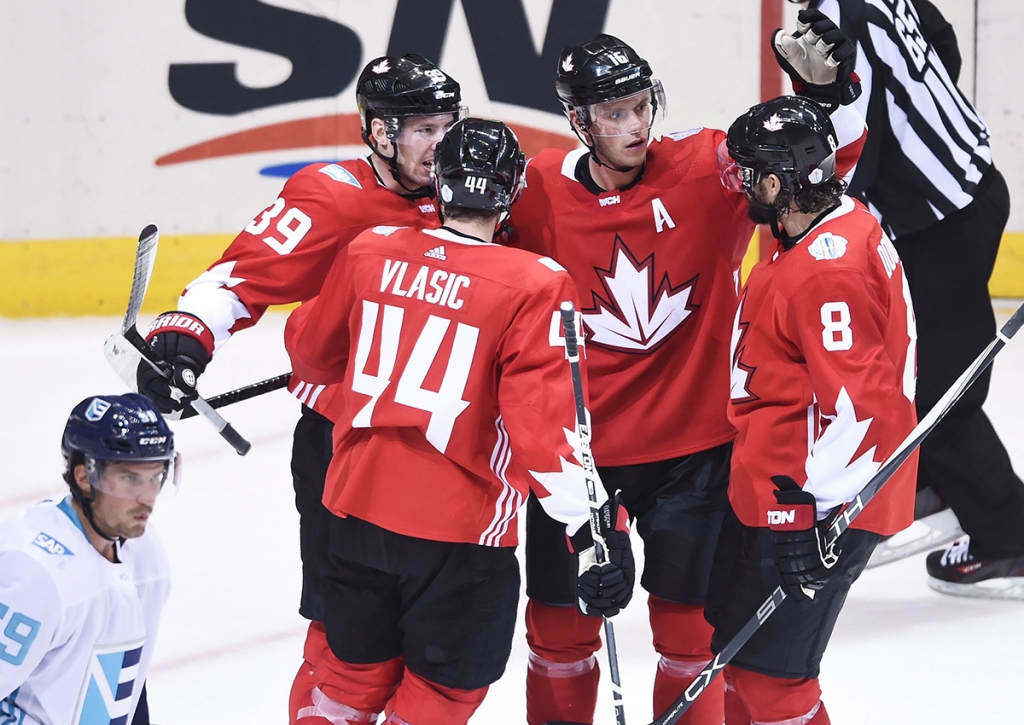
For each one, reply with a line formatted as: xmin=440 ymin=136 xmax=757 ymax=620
xmin=319 ymin=164 xmax=362 ymax=189
xmin=33 ymin=533 xmax=73 ymax=556
xmin=381 ymin=259 xmax=470 ymax=310
xmin=73 ymin=642 xmax=144 ymax=725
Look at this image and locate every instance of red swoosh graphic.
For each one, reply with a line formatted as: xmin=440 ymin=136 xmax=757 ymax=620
xmin=155 ymin=113 xmax=578 ymax=166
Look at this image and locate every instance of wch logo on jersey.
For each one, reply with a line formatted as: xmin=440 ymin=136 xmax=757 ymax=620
xmin=73 ymin=641 xmax=144 ymax=725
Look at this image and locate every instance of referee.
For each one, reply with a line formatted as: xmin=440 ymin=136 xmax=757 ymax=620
xmin=798 ymin=0 xmax=1024 ymax=597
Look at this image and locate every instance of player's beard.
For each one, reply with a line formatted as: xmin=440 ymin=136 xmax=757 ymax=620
xmin=745 ymin=191 xmax=779 ymax=225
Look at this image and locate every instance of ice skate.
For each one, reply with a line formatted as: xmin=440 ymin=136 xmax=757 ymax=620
xmin=926 ymin=536 xmax=1024 ymax=600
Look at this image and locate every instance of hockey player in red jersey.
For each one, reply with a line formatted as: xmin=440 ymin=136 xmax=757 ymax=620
xmin=286 ymin=118 xmax=635 ymax=725
xmin=132 ymin=55 xmax=466 ymax=720
xmin=704 ymin=95 xmax=918 ymax=724
xmin=507 ymin=29 xmax=867 ymax=725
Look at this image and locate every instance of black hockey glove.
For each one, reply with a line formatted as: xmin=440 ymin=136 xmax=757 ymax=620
xmin=569 ymin=495 xmax=635 ymax=618
xmin=767 ymin=475 xmax=841 ymax=600
xmin=137 ymin=311 xmax=214 ymax=414
xmin=772 ymin=9 xmax=861 ymax=112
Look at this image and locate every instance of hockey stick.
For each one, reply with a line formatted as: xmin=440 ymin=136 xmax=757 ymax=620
xmin=104 ymin=224 xmax=252 ymax=456
xmin=178 ymin=373 xmax=292 ymax=419
xmin=652 ymin=301 xmax=1024 ymax=725
xmin=560 ymin=301 xmax=627 ymax=725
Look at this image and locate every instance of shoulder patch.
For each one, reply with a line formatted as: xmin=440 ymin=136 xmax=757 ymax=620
xmin=807 ymin=232 xmax=848 ymax=261
xmin=33 ymin=532 xmax=74 ymax=556
xmin=318 ymin=164 xmax=363 ymax=189
xmin=372 ymin=226 xmax=404 ymax=236
xmin=537 ymin=256 xmax=566 ymax=273
xmin=663 ymin=127 xmax=704 ymax=142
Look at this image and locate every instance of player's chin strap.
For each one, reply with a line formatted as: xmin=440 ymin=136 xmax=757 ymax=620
xmin=362 ymin=132 xmax=435 ymax=199
xmin=70 ymin=478 xmax=125 ymax=547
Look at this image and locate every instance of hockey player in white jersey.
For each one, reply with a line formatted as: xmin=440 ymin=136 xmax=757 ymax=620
xmin=0 ymin=393 xmax=177 ymax=725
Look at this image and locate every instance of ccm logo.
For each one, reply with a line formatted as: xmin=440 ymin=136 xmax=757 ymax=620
xmin=767 ymin=509 xmax=796 ymax=526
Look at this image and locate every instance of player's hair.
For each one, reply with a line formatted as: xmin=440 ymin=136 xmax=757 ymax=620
xmin=791 ymin=176 xmax=846 ymax=214
xmin=440 ymin=206 xmax=501 ymax=224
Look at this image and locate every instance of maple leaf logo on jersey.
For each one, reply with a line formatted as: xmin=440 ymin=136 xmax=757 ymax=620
xmin=729 ymin=295 xmax=759 ymax=403
xmin=803 ymin=386 xmax=881 ymax=505
xmin=561 ymin=54 xmax=575 ymax=73
xmin=762 ymin=113 xmax=785 ymax=132
xmin=581 ymin=236 xmax=698 ymax=352
xmin=371 ymin=59 xmax=390 ymax=74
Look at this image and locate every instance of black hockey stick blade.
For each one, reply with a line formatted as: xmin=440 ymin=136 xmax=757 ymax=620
xmin=179 ymin=373 xmax=292 ymax=419
xmin=651 ymin=300 xmax=1024 ymax=725
xmin=123 ymin=224 xmax=159 ymax=335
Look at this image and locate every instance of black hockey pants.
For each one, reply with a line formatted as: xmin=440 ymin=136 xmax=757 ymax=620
xmin=893 ymin=166 xmax=1024 ymax=558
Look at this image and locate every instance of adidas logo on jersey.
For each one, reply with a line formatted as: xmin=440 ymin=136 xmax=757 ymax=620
xmin=424 ymin=245 xmax=447 ymax=261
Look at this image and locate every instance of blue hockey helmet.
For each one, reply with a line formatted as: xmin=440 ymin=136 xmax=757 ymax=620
xmin=62 ymin=393 xmax=179 ymax=499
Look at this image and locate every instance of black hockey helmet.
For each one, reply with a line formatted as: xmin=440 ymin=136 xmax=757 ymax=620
xmin=722 ymin=95 xmax=838 ymax=196
xmin=433 ymin=119 xmax=526 ymax=216
xmin=356 ymin=54 xmax=465 ymax=141
xmin=555 ymin=34 xmax=666 ymax=133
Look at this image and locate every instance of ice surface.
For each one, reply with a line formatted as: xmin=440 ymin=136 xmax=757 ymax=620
xmin=1 ymin=304 xmax=1022 ymax=724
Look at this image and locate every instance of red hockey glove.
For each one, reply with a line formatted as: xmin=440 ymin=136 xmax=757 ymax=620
xmin=569 ymin=495 xmax=635 ymax=617
xmin=772 ymin=9 xmax=862 ymax=112
xmin=767 ymin=475 xmax=841 ymax=600
xmin=137 ymin=312 xmax=214 ymax=414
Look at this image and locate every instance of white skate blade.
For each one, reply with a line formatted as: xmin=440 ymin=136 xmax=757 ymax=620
xmin=866 ymin=508 xmax=964 ymax=569
xmin=928 ymin=576 xmax=1024 ymax=601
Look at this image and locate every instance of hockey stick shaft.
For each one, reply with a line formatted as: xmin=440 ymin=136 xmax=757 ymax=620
xmin=560 ymin=302 xmax=627 ymax=725
xmin=118 ymin=225 xmax=251 ymax=456
xmin=178 ymin=373 xmax=292 ymax=419
xmin=653 ymin=300 xmax=1024 ymax=725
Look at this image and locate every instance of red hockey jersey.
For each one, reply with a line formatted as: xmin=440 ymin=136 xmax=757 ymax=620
xmin=509 ymin=110 xmax=865 ymax=467
xmin=178 ymin=158 xmax=440 ymax=347
xmin=509 ymin=130 xmax=752 ymax=465
xmin=728 ymin=197 xmax=918 ymax=535
xmin=287 ymin=226 xmax=599 ymax=546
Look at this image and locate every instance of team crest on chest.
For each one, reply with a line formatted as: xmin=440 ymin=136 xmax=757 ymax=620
xmin=581 ymin=236 xmax=698 ymax=352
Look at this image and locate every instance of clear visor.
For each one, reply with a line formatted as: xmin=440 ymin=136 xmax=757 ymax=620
xmin=86 ymin=453 xmax=182 ymax=500
xmin=580 ymin=81 xmax=667 ymax=138
xmin=392 ymin=107 xmax=468 ymax=146
xmin=717 ymin=139 xmax=748 ymax=193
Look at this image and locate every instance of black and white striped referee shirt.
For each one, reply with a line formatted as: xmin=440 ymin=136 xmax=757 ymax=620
xmin=814 ymin=0 xmax=993 ymax=239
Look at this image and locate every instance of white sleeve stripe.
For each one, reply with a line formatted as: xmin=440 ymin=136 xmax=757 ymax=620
xmin=481 ymin=416 xmax=517 ymax=547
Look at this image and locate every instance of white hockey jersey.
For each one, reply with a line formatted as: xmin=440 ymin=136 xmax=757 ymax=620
xmin=0 ymin=497 xmax=171 ymax=725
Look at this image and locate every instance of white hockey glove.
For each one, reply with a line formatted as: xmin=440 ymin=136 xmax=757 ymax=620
xmin=772 ymin=9 xmax=861 ymax=112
